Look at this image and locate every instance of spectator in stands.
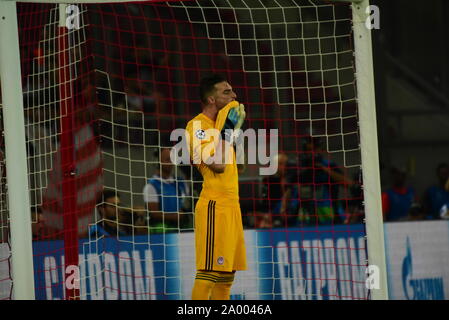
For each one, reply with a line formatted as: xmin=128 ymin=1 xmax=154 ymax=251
xmin=142 ymin=147 xmax=191 ymax=233
xmin=406 ymin=203 xmax=426 ymax=221
xmin=422 ymin=163 xmax=449 ymax=220
xmin=439 ymin=204 xmax=449 ymax=220
xmin=298 ymin=137 xmax=351 ymax=225
xmin=260 ymin=152 xmax=298 ymax=228
xmin=127 ymin=205 xmax=150 ymax=235
xmin=89 ymin=189 xmax=129 ymax=238
xmin=436 ymin=174 xmax=449 ymax=220
xmin=381 ymin=167 xmax=417 ymax=222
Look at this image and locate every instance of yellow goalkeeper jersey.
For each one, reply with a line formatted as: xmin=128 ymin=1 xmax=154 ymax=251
xmin=185 ymin=102 xmax=239 ymax=201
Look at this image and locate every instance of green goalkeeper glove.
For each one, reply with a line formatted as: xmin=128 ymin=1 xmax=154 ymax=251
xmin=221 ymin=104 xmax=246 ymax=142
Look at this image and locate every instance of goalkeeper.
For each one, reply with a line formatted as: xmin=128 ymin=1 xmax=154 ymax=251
xmin=185 ymin=74 xmax=246 ymax=300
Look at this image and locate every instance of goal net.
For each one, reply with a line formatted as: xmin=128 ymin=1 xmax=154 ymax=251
xmin=0 ymin=0 xmax=375 ymax=300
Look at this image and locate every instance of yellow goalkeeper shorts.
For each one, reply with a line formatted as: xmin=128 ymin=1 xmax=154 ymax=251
xmin=194 ymin=198 xmax=247 ymax=272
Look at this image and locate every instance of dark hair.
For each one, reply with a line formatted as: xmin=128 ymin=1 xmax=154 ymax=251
xmin=199 ymin=74 xmax=226 ymax=105
xmin=97 ymin=189 xmax=119 ymax=205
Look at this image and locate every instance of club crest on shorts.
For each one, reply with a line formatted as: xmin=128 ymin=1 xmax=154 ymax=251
xmin=195 ymin=129 xmax=206 ymax=140
xmin=217 ymin=256 xmax=225 ymax=265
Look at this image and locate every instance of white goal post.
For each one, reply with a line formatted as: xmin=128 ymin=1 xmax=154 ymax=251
xmin=351 ymin=1 xmax=388 ymax=300
xmin=0 ymin=0 xmax=36 ymax=300
xmin=0 ymin=0 xmax=388 ymax=300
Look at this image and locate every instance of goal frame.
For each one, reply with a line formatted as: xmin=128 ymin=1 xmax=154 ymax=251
xmin=0 ymin=0 xmax=388 ymax=300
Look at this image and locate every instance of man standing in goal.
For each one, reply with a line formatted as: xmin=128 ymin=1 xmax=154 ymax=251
xmin=185 ymin=74 xmax=247 ymax=300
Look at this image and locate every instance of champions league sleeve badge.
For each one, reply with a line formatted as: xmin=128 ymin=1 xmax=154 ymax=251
xmin=195 ymin=129 xmax=206 ymax=140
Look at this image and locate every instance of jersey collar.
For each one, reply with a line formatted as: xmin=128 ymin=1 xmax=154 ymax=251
xmin=199 ymin=112 xmax=215 ymax=126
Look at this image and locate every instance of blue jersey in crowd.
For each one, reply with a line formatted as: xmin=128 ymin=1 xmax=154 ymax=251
xmin=424 ymin=186 xmax=449 ymax=219
xmin=146 ymin=176 xmax=187 ymax=213
xmin=385 ymin=187 xmax=415 ymax=221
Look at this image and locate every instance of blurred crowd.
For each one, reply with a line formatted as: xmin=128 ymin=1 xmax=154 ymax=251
xmin=253 ymin=154 xmax=449 ymax=229
xmin=25 ymin=138 xmax=449 ymax=242
xmin=381 ymin=163 xmax=449 ymax=222
xmin=0 ymin=5 xmax=447 ymax=242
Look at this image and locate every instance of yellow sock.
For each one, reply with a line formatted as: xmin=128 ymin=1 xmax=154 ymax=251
xmin=210 ymin=272 xmax=235 ymax=300
xmin=191 ymin=271 xmax=221 ymax=300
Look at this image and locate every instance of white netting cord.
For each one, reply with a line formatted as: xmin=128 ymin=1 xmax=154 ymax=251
xmin=168 ymin=0 xmax=360 ymax=167
xmin=23 ymin=5 xmax=91 ymax=209
xmin=5 ymin=0 xmax=368 ymax=300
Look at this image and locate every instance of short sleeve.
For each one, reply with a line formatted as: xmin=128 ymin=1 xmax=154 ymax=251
xmin=143 ymin=183 xmax=159 ymax=203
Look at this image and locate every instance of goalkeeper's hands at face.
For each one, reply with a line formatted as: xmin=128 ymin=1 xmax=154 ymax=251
xmin=210 ymin=101 xmax=247 ymax=173
xmin=220 ymin=103 xmax=246 ymax=143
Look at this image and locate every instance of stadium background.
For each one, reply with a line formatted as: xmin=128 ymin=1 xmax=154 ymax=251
xmin=371 ymin=0 xmax=449 ymax=196
xmin=0 ymin=0 xmax=448 ymax=300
